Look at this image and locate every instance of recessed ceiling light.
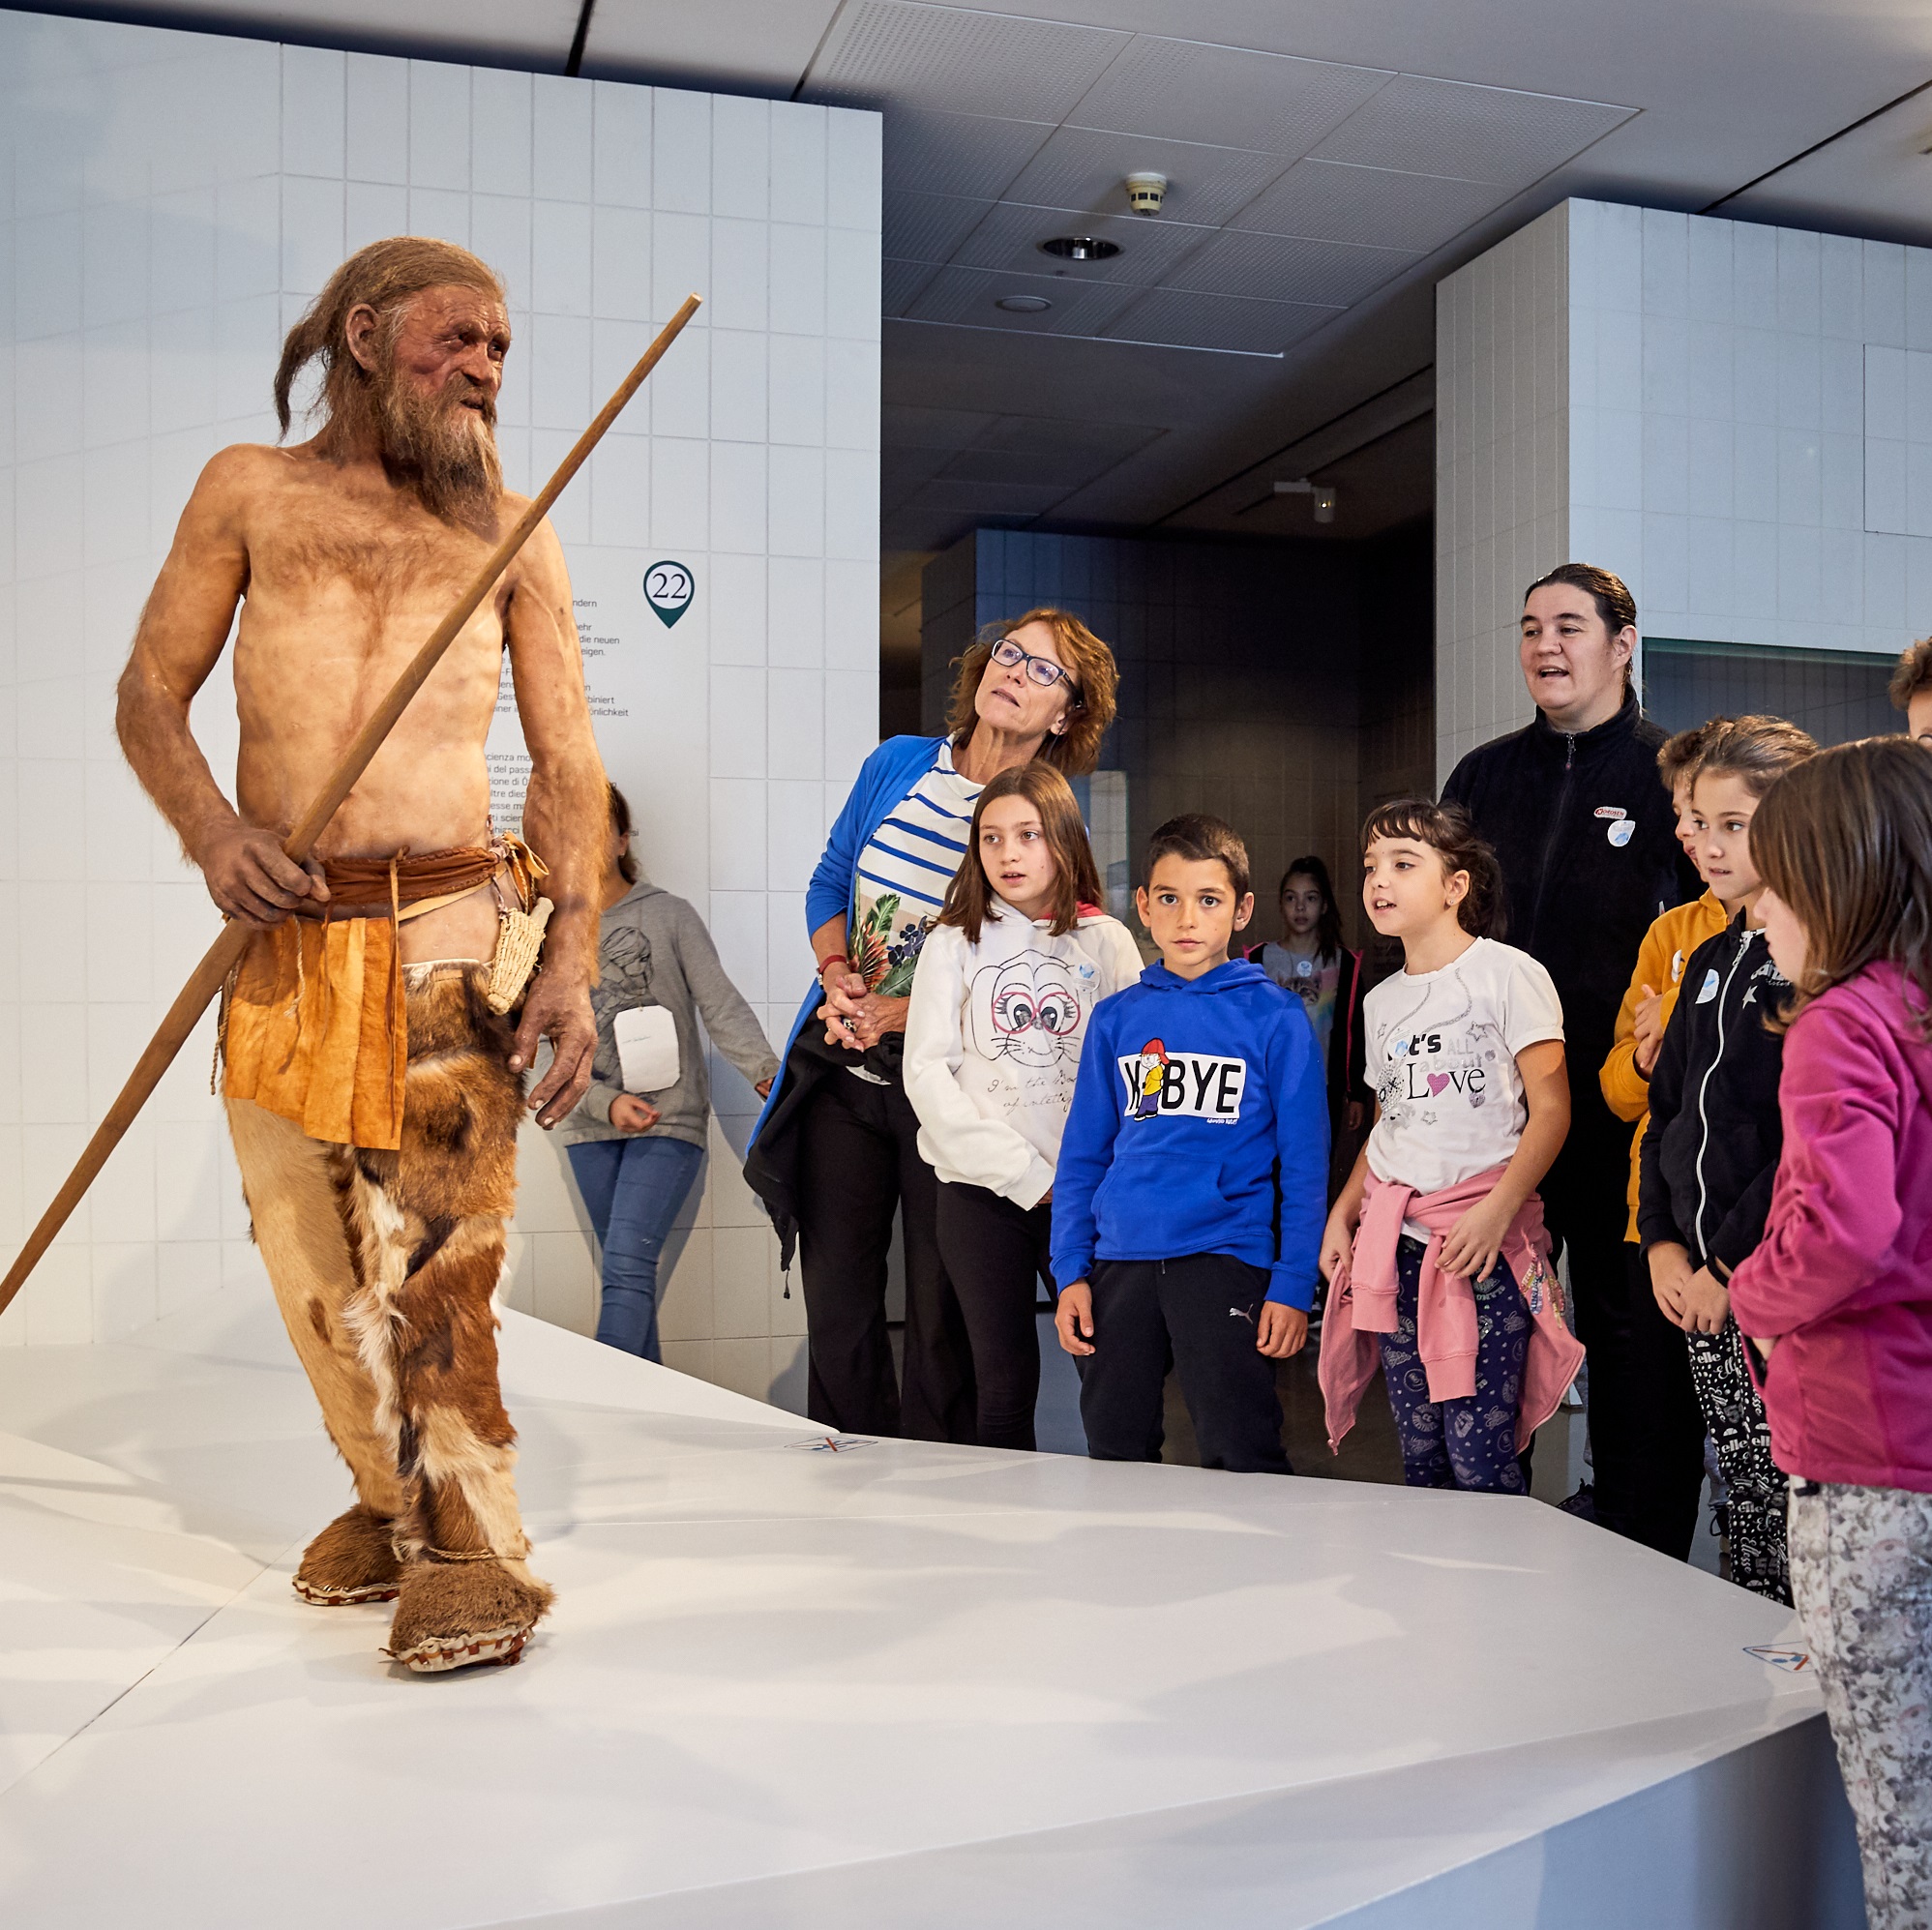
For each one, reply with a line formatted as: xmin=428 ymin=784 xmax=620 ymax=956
xmin=996 ymin=294 xmax=1053 ymax=312
xmin=1039 ymin=236 xmax=1120 ymax=261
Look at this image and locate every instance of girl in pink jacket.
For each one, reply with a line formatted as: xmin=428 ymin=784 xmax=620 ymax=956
xmin=1730 ymin=738 xmax=1932 ymax=1930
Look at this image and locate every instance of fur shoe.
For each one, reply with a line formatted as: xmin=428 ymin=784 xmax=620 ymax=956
xmin=384 ymin=1557 xmax=553 ymax=1673
xmin=293 ymin=1504 xmax=402 ymax=1606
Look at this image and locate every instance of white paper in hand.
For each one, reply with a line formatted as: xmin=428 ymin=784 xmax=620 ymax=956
xmin=613 ymin=1005 xmax=680 ymax=1092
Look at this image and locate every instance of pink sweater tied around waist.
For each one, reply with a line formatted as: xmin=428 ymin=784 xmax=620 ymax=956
xmin=1317 ymin=1166 xmax=1585 ymax=1456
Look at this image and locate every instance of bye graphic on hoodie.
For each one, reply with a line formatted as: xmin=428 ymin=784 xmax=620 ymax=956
xmin=904 ymin=899 xmax=1144 ymax=1210
xmin=1051 ymin=957 xmax=1329 ymax=1308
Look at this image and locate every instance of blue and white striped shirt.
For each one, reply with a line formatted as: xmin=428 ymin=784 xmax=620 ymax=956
xmin=850 ymin=742 xmax=980 ymax=996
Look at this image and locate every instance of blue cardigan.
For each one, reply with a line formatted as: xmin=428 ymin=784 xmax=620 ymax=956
xmin=749 ymin=734 xmax=952 ymax=1146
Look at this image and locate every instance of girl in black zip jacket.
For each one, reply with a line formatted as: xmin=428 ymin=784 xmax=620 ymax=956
xmin=1638 ymin=716 xmax=1816 ymax=1601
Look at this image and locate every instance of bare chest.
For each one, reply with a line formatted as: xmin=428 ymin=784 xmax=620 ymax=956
xmin=234 ymin=486 xmax=509 ymax=711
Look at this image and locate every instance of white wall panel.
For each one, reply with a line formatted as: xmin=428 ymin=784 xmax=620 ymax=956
xmin=1439 ymin=197 xmax=1932 ymax=783
xmin=0 ymin=12 xmax=880 ymax=1421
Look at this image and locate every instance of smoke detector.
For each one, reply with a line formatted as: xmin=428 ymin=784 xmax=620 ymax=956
xmin=1125 ymin=171 xmax=1168 ymax=217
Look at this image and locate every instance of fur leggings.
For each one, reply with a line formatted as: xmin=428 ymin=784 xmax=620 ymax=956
xmin=227 ymin=963 xmax=536 ymax=1577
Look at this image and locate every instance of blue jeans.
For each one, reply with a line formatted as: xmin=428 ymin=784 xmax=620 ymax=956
xmin=1381 ymin=1236 xmax=1531 ymax=1494
xmin=567 ymin=1135 xmax=704 ymax=1361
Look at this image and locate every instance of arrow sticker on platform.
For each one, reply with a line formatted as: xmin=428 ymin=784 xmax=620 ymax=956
xmin=1744 ymin=1645 xmax=1811 ymax=1672
xmin=786 ymin=1435 xmax=877 ymax=1452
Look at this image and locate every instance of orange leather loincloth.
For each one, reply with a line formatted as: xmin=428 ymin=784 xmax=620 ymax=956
xmin=221 ymin=841 xmax=544 ymax=1151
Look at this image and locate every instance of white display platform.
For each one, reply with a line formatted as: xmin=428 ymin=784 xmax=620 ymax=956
xmin=0 ymin=1291 xmax=1862 ymax=1928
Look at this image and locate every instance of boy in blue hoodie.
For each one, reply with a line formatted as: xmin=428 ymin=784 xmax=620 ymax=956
xmin=1052 ymin=816 xmax=1329 ymax=1472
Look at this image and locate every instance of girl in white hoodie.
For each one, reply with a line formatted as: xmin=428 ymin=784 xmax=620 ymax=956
xmin=905 ymin=763 xmax=1143 ymax=1449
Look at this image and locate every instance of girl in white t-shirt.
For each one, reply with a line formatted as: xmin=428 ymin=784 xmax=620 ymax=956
xmin=1316 ymin=800 xmax=1581 ymax=1493
xmin=904 ymin=763 xmax=1143 ymax=1450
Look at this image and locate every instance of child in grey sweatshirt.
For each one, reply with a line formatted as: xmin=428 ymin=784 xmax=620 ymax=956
xmin=563 ymin=786 xmax=778 ymax=1358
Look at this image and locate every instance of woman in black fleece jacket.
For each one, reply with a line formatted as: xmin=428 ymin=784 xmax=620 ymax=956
xmin=1442 ymin=563 xmax=1700 ymax=1552
xmin=1639 ymin=715 xmax=1816 ymax=1601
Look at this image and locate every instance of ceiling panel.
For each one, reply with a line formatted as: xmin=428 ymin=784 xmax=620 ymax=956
xmin=950 ymin=201 xmax=1213 ymax=286
xmin=1311 ymin=74 xmax=1637 ymax=189
xmin=881 ymin=403 xmax=1002 ymax=451
xmin=902 ymin=263 xmax=1143 ymax=336
xmin=804 ymin=0 xmax=1127 ymax=122
xmin=1066 ymin=34 xmax=1390 ymax=157
xmin=882 ymin=256 xmax=942 ymax=315
xmin=966 ymin=412 xmax=1165 ymax=464
xmin=1232 ymin=159 xmax=1508 ymax=253
xmin=882 ymin=191 xmax=998 ymax=263
xmin=881 ymin=106 xmax=1057 ymax=201
xmin=1102 ymin=286 xmax=1341 ymax=356
xmin=1001 ymin=125 xmax=1290 ymax=226
xmin=1169 ymin=227 xmax=1417 ymax=306
xmin=883 ymin=446 xmax=961 ymax=496
xmin=583 ymin=0 xmax=839 ymax=89
xmin=907 ymin=479 xmax=1072 ymax=515
xmin=59 ymin=0 xmax=582 ymax=60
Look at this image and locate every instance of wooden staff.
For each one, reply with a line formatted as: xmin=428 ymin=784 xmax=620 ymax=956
xmin=0 ymin=293 xmax=703 ymax=1321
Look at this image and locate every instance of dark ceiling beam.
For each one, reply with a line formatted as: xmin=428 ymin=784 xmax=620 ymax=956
xmin=565 ymin=0 xmax=595 ymax=77
xmin=1701 ymin=74 xmax=1932 ymax=214
xmin=1145 ymin=365 xmax=1433 ymax=530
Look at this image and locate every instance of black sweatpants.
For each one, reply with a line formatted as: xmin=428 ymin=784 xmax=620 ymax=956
xmin=1614 ymin=1242 xmax=1709 ymax=1558
xmin=794 ymin=1068 xmax=976 ymax=1443
xmin=936 ymin=1179 xmax=1054 ymax=1452
xmin=1544 ymin=1130 xmax=1705 ymax=1554
xmin=1077 ymin=1254 xmax=1291 ymax=1475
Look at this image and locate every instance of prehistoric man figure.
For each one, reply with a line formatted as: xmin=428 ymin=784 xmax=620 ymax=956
xmin=115 ymin=237 xmax=608 ymax=1672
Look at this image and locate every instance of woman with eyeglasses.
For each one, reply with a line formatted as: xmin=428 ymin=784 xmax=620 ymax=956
xmin=745 ymin=610 xmax=1119 ymax=1442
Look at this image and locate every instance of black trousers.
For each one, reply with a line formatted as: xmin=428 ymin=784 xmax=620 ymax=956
xmin=936 ymin=1180 xmax=1054 ymax=1452
xmin=1544 ymin=1124 xmax=1706 ymax=1555
xmin=794 ymin=1069 xmax=976 ymax=1442
xmin=1077 ymin=1254 xmax=1291 ymax=1474
xmin=1613 ymin=1243 xmax=1710 ymax=1558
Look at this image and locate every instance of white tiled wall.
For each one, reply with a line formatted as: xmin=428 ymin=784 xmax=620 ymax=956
xmin=0 ymin=12 xmax=882 ymax=1415
xmin=1434 ymin=202 xmax=1568 ymax=781
xmin=1438 ymin=197 xmax=1932 ymax=784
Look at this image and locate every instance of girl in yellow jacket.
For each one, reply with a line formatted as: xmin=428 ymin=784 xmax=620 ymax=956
xmin=1594 ymin=720 xmax=1729 ymax=1560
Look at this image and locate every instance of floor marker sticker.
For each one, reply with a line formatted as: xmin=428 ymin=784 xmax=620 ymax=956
xmin=1744 ymin=1645 xmax=1811 ymax=1673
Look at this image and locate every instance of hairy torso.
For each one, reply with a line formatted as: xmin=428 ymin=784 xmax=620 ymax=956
xmin=232 ymin=447 xmax=513 ymax=855
xmin=227 ymin=447 xmax=533 ymax=959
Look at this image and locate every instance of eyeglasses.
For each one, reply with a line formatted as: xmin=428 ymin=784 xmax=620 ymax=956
xmin=991 ymin=636 xmax=1080 ymax=696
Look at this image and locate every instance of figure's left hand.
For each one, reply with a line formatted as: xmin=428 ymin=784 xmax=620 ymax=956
xmin=511 ymin=972 xmax=597 ymax=1127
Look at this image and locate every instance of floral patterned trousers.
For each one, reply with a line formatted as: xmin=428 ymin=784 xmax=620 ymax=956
xmin=1789 ymin=1482 xmax=1932 ymax=1930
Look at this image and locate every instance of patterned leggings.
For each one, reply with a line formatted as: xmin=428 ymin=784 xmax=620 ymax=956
xmin=1381 ymin=1238 xmax=1530 ymax=1495
xmin=1789 ymin=1483 xmax=1932 ymax=1930
xmin=1685 ymin=1320 xmax=1790 ymax=1604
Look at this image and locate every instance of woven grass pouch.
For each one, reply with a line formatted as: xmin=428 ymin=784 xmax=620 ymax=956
xmin=486 ymin=897 xmax=552 ymax=1014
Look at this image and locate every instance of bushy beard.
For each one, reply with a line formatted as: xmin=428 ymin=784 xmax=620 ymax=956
xmin=373 ymin=366 xmax=502 ymax=523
